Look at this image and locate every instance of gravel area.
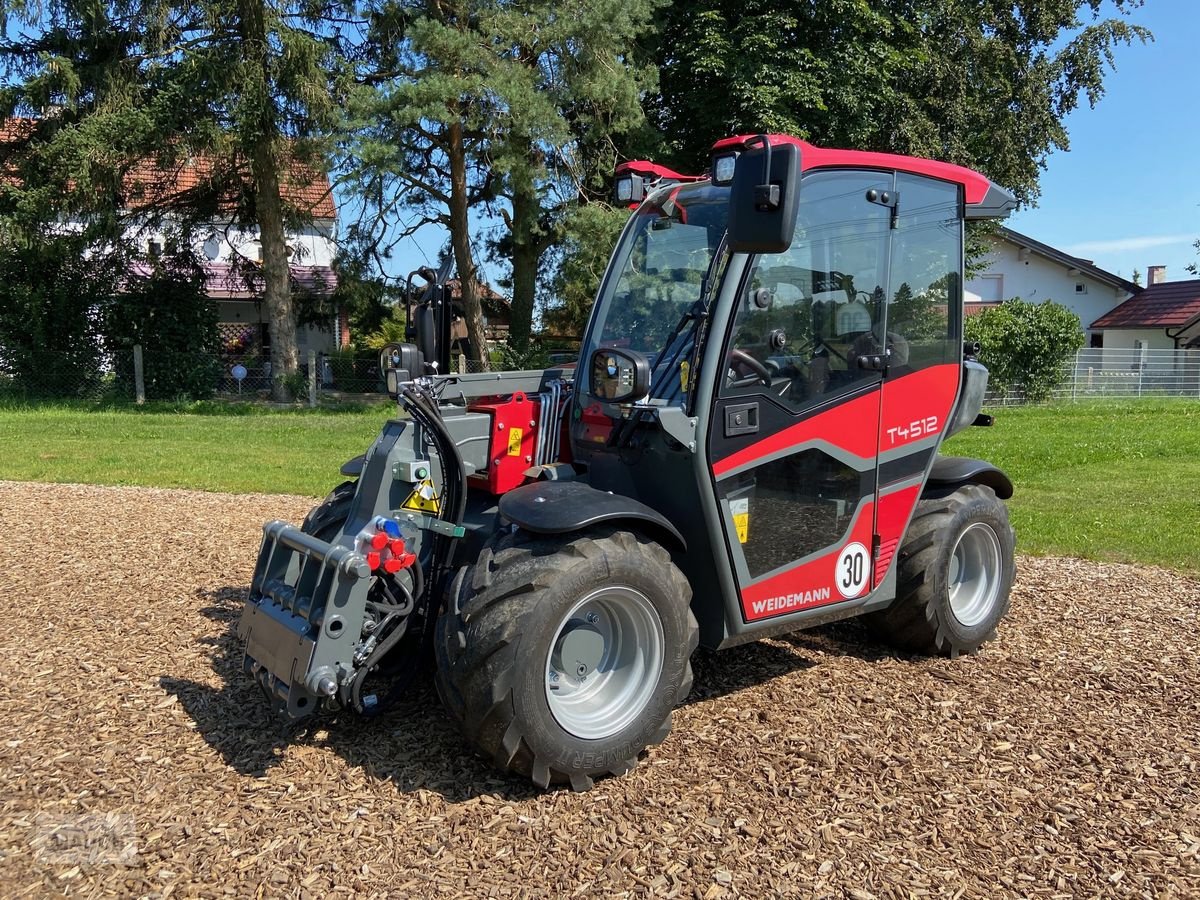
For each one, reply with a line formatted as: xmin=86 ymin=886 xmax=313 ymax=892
xmin=1 ymin=480 xmax=1198 ymax=898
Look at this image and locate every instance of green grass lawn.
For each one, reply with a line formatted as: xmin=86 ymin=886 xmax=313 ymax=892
xmin=0 ymin=398 xmax=1196 ymax=572
xmin=946 ymin=400 xmax=1200 ymax=574
xmin=0 ymin=400 xmax=388 ymax=497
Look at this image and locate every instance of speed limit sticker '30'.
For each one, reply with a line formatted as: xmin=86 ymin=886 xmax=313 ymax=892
xmin=835 ymin=542 xmax=870 ymax=599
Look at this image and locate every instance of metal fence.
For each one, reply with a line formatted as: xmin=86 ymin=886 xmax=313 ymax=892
xmin=984 ymin=347 xmax=1200 ymax=406
xmin=5 ymin=342 xmax=1195 ymax=408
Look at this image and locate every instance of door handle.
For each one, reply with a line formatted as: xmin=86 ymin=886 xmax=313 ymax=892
xmin=725 ymin=402 xmax=758 ymax=437
xmin=855 ymin=350 xmax=890 ymax=371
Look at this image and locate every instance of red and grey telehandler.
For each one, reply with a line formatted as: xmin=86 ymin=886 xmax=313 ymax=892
xmin=239 ymin=134 xmax=1018 ymax=790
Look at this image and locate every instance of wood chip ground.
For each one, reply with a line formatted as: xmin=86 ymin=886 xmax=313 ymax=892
xmin=0 ymin=481 xmax=1197 ymax=898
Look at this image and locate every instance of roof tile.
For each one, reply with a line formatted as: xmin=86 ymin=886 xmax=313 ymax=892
xmin=1091 ymin=280 xmax=1200 ymax=329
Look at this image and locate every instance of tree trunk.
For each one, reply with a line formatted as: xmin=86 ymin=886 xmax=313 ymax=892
xmin=252 ymin=141 xmax=299 ymax=400
xmin=238 ymin=0 xmax=299 ymax=401
xmin=447 ymin=120 xmax=488 ymax=370
xmin=508 ymin=179 xmax=539 ymax=353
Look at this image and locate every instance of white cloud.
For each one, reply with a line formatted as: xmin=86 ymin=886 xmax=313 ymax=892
xmin=1067 ymin=234 xmax=1196 ymax=255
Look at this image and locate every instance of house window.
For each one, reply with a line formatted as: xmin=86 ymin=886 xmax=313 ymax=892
xmin=1074 ymin=282 xmax=1087 ymax=294
xmin=965 ymin=273 xmax=1003 ymax=303
xmin=148 ymin=240 xmax=163 ymax=258
xmin=1089 ymin=332 xmax=1103 ymax=348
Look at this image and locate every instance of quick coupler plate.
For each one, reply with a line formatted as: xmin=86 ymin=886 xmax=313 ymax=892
xmin=237 ymin=520 xmax=373 ymax=718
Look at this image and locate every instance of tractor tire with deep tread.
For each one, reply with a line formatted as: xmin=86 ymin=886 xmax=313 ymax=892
xmin=301 ymin=480 xmax=357 ymax=538
xmin=865 ymin=483 xmax=1015 ymax=657
xmin=434 ymin=527 xmax=699 ymax=791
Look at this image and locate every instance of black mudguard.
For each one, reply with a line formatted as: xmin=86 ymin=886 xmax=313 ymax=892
xmin=924 ymin=456 xmax=1014 ymax=500
xmin=340 ymin=454 xmax=366 ymax=477
xmin=498 ymin=480 xmax=686 ymax=551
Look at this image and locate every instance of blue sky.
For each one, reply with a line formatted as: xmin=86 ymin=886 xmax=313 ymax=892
xmin=382 ymin=1 xmax=1198 ymax=291
xmin=1007 ymin=1 xmax=1200 ymax=283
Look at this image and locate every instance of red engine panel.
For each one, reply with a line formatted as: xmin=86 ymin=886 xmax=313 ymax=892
xmin=468 ymin=392 xmax=541 ymax=495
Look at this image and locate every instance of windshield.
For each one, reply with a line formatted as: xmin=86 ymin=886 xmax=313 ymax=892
xmin=584 ymin=181 xmax=729 ymax=399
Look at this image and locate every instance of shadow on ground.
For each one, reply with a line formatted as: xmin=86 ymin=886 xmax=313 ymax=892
xmin=163 ymin=584 xmax=911 ymax=801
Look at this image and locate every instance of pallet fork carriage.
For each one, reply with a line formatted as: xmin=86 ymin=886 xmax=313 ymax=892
xmin=238 ymin=133 xmax=1018 ymax=790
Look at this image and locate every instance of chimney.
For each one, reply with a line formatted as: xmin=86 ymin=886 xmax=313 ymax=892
xmin=1147 ymin=265 xmax=1167 ymax=285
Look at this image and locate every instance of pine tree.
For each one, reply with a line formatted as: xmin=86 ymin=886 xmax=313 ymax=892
xmin=345 ymin=0 xmax=659 ymax=363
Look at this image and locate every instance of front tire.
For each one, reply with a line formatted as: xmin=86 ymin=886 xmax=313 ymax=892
xmin=865 ymin=483 xmax=1015 ymax=657
xmin=434 ymin=528 xmax=699 ymax=791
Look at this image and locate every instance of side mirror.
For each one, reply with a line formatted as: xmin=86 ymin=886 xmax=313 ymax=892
xmin=589 ymin=347 xmax=650 ymax=403
xmin=379 ymin=342 xmax=423 ymax=395
xmin=727 ymin=139 xmax=800 ymax=254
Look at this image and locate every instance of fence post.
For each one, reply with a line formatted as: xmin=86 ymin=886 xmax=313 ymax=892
xmin=133 ymin=344 xmax=146 ymax=405
xmin=307 ymin=349 xmax=317 ymax=408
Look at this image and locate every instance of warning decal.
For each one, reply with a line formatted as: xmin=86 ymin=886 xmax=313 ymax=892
xmin=507 ymin=427 xmax=523 ymax=457
xmin=730 ymin=497 xmax=749 ymax=544
xmin=402 ymin=477 xmax=441 ymax=513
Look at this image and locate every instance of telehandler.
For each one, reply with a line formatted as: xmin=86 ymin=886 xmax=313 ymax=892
xmin=239 ymin=134 xmax=1018 ymax=790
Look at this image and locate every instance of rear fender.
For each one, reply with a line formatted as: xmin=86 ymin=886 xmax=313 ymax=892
xmin=498 ymin=480 xmax=687 ymax=552
xmin=923 ymin=456 xmax=1013 ymax=500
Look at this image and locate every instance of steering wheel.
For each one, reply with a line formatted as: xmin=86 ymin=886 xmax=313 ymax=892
xmin=727 ymin=348 xmax=773 ymax=388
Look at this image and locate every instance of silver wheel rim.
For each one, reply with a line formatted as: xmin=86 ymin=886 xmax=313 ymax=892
xmin=947 ymin=522 xmax=1003 ymax=627
xmin=544 ymin=586 xmax=665 ymax=740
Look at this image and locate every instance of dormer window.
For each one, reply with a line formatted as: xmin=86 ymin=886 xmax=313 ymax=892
xmin=148 ymin=240 xmax=163 ymax=258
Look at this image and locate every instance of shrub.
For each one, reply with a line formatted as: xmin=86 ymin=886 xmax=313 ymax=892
xmin=0 ymin=236 xmax=120 ymax=397
xmin=965 ymin=299 xmax=1084 ymax=402
xmin=103 ymin=266 xmax=222 ymax=400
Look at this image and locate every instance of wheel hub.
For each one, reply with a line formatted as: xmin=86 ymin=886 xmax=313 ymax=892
xmin=544 ymin=586 xmax=665 ymax=741
xmin=556 ymin=626 xmax=604 ymax=679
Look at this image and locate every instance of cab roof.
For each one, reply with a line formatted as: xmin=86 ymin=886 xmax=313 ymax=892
xmin=710 ymin=134 xmax=1016 ymax=218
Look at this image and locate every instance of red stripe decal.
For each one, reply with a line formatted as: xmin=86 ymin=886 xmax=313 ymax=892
xmin=713 ymin=390 xmax=880 ymax=477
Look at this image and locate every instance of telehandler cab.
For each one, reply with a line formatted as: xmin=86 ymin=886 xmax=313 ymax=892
xmin=239 ymin=134 xmax=1018 ymax=790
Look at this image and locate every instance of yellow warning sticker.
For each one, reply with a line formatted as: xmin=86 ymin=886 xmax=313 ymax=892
xmin=730 ymin=497 xmax=749 ymax=544
xmin=507 ymin=427 xmax=523 ymax=457
xmin=680 ymin=359 xmax=690 ymax=393
xmin=402 ymin=477 xmax=441 ymax=513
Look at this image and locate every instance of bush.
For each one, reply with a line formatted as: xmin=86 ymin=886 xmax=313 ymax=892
xmin=103 ymin=266 xmax=223 ymax=400
xmin=0 ymin=236 xmax=121 ymax=398
xmin=965 ymin=299 xmax=1084 ymax=402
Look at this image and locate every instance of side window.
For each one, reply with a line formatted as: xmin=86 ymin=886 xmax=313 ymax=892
xmin=887 ymin=174 xmax=961 ymax=370
xmin=723 ymin=170 xmax=892 ymax=411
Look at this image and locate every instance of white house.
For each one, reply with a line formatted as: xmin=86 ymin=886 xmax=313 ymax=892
xmin=117 ymin=154 xmax=345 ymax=357
xmin=964 ymin=226 xmax=1138 ymax=346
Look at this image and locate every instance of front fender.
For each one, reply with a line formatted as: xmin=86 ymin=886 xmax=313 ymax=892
xmin=498 ymin=480 xmax=686 ymax=551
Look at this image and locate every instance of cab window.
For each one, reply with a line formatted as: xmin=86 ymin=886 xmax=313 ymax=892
xmin=723 ymin=170 xmax=892 ymax=411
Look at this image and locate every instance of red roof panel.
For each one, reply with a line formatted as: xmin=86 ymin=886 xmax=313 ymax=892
xmin=1091 ymin=280 xmax=1200 ymax=329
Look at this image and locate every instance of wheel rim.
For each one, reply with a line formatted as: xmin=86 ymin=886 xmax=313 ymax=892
xmin=544 ymin=586 xmax=665 ymax=740
xmin=947 ymin=522 xmax=1003 ymax=627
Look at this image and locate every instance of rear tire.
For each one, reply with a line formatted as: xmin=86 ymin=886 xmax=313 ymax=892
xmin=865 ymin=484 xmax=1015 ymax=657
xmin=434 ymin=528 xmax=699 ymax=791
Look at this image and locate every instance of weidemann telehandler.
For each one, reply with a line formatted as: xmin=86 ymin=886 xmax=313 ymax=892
xmin=239 ymin=134 xmax=1019 ymax=790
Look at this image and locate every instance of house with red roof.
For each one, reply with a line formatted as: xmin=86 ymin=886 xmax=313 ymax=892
xmin=2 ymin=118 xmax=344 ymax=357
xmin=1090 ymin=267 xmax=1200 ymax=351
xmin=117 ymin=154 xmax=344 ymax=358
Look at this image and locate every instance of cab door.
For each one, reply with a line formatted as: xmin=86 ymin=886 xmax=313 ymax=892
xmin=708 ymin=169 xmax=894 ymax=623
